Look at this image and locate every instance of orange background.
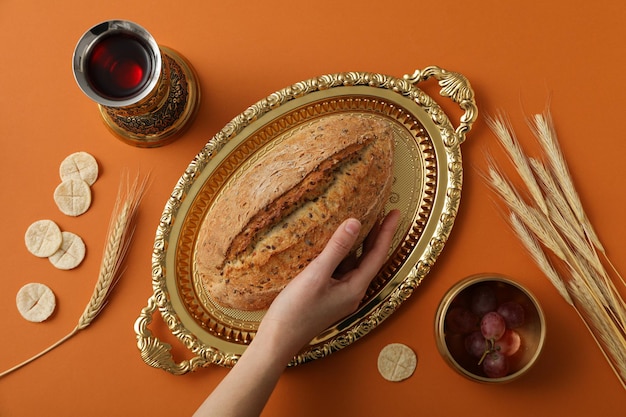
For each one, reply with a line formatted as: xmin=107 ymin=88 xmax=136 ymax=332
xmin=1 ymin=0 xmax=625 ymax=415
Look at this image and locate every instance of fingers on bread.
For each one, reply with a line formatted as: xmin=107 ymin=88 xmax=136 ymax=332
xmin=196 ymin=114 xmax=395 ymax=311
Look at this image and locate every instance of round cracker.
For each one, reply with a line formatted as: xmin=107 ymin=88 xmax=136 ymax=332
xmin=53 ymin=178 xmax=92 ymax=216
xmin=377 ymin=343 xmax=417 ymax=382
xmin=48 ymin=231 xmax=86 ymax=270
xmin=59 ymin=151 xmax=99 ymax=186
xmin=24 ymin=219 xmax=63 ymax=258
xmin=16 ymin=283 xmax=56 ymax=322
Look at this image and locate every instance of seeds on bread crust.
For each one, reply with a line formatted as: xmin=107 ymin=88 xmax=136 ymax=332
xmin=196 ymin=114 xmax=395 ymax=311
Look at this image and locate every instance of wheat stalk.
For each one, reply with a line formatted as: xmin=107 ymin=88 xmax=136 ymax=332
xmin=0 ymin=172 xmax=148 ymax=378
xmin=528 ymin=112 xmax=626 ymax=315
xmin=568 ymin=279 xmax=626 ymax=388
xmin=529 ymin=158 xmax=589 ymax=252
xmin=76 ymin=174 xmax=147 ymax=329
xmin=526 ymin=112 xmax=605 ymax=253
xmin=485 ymin=111 xmax=626 ymax=390
xmin=487 ymin=113 xmax=548 ymax=215
xmin=486 ymin=164 xmax=566 ymax=260
xmin=509 ymin=212 xmax=573 ymax=306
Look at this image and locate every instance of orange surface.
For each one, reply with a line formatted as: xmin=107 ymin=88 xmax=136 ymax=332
xmin=1 ymin=0 xmax=626 ymax=415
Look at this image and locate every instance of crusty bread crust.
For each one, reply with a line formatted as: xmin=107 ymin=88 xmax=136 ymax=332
xmin=196 ymin=114 xmax=395 ymax=311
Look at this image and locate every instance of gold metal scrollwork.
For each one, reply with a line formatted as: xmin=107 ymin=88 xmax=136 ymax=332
xmin=135 ymin=67 xmax=478 ymax=374
xmin=134 ymin=296 xmax=213 ymax=374
xmin=403 ymin=66 xmax=478 ymax=144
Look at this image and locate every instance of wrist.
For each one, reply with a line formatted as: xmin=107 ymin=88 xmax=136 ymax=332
xmin=251 ymin=319 xmax=307 ymax=367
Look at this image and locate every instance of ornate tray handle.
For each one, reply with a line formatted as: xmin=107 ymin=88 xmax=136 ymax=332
xmin=134 ymin=296 xmax=211 ymax=375
xmin=134 ymin=67 xmax=476 ymax=374
xmin=403 ymin=66 xmax=478 ymax=144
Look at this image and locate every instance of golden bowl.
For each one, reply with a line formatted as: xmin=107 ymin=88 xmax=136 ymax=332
xmin=435 ymin=273 xmax=546 ymax=383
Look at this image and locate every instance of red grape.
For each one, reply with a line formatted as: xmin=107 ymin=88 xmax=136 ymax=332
xmin=494 ymin=329 xmax=521 ymax=356
xmin=482 ymin=352 xmax=509 ymax=378
xmin=480 ymin=311 xmax=506 ymax=340
xmin=497 ymin=301 xmax=525 ymax=328
xmin=470 ymin=284 xmax=497 ymax=317
xmin=464 ymin=331 xmax=488 ymax=358
xmin=446 ymin=307 xmax=480 ymax=334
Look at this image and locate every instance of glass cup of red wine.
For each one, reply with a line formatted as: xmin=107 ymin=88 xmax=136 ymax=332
xmin=72 ymin=20 xmax=200 ymax=147
xmin=435 ymin=273 xmax=546 ymax=383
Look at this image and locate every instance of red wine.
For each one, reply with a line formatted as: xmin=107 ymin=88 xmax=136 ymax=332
xmin=86 ymin=33 xmax=153 ymax=100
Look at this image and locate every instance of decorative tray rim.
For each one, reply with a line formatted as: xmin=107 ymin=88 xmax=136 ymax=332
xmin=134 ymin=67 xmax=477 ymax=374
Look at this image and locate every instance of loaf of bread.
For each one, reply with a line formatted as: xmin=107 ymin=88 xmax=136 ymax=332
xmin=195 ymin=114 xmax=395 ymax=311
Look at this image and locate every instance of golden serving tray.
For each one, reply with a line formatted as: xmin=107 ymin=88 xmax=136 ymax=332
xmin=134 ymin=66 xmax=477 ymax=374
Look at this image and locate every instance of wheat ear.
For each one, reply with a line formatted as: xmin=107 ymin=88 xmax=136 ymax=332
xmin=486 ymin=114 xmax=548 ymax=215
xmin=76 ymin=174 xmax=147 ymax=329
xmin=0 ymin=172 xmax=148 ymax=379
xmin=527 ymin=111 xmax=605 ymax=253
xmin=509 ymin=212 xmax=573 ymax=306
xmin=485 ymin=110 xmax=626 ymax=390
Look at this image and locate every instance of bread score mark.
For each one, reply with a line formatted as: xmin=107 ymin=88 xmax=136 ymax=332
xmin=227 ymin=138 xmax=372 ymax=261
xmin=196 ymin=115 xmax=394 ymax=311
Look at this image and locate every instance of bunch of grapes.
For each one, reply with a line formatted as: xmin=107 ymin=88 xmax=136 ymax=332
xmin=445 ymin=284 xmax=525 ymax=378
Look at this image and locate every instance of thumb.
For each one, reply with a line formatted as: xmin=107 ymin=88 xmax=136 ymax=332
xmin=310 ymin=218 xmax=361 ymax=277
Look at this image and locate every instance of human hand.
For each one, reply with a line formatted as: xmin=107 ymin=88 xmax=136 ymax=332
xmin=257 ymin=209 xmax=401 ymax=361
xmin=192 ymin=210 xmax=400 ymax=417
